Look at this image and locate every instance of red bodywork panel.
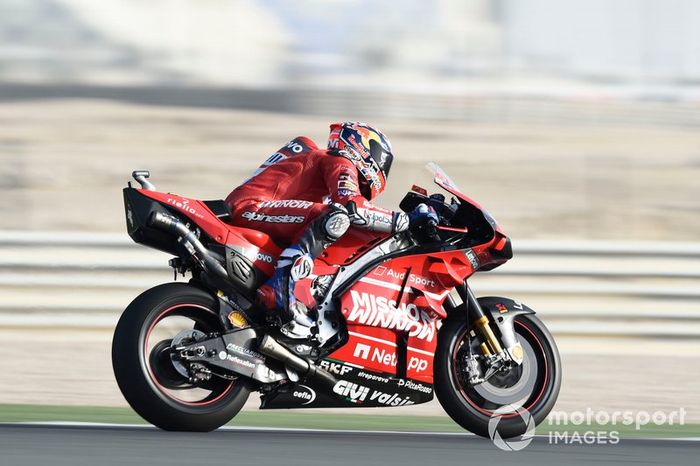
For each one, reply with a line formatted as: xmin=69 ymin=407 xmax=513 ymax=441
xmin=139 ymin=190 xmax=281 ymax=275
xmin=137 ymin=174 xmax=510 ymax=386
xmin=327 ymin=249 xmax=474 ymax=384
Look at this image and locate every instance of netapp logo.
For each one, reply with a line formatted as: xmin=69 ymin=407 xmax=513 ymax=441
xmin=352 ymin=343 xmax=429 ymax=373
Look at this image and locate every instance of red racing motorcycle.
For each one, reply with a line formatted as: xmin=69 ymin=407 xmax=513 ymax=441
xmin=113 ymin=163 xmax=561 ymax=438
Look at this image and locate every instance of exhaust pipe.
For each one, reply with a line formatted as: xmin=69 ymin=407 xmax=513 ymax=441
xmin=259 ymin=335 xmax=337 ymax=388
xmin=149 ymin=211 xmax=229 ymax=282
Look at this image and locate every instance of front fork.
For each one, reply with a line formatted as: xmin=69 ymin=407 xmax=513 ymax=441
xmin=451 ymin=282 xmax=528 ymax=383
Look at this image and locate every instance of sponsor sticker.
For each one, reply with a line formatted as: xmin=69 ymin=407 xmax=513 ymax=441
xmin=332 ymin=381 xmax=414 ymax=406
xmin=292 ymin=384 xmax=316 ymax=405
xmin=346 ymin=290 xmax=437 ymax=341
xmin=319 ymin=360 xmax=354 ymax=376
xmin=337 ymin=189 xmax=357 ymax=197
xmin=218 ymin=351 xmax=256 ymax=369
xmin=465 ymin=249 xmax=481 ymax=270
xmin=398 ymin=379 xmax=433 ymax=394
xmin=338 ymin=172 xmax=359 ymax=191
xmin=290 ymin=255 xmax=313 ymax=281
xmin=227 ymin=311 xmax=248 ymax=327
xmin=226 ymin=343 xmax=265 ymax=361
xmin=241 ymin=211 xmax=305 ymax=224
xmin=259 ymin=199 xmax=313 ymax=209
xmin=166 ymin=197 xmax=204 ymax=219
xmin=357 ymin=371 xmax=390 ymax=384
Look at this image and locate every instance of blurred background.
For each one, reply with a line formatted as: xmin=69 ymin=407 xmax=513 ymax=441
xmin=0 ymin=0 xmax=698 ymax=424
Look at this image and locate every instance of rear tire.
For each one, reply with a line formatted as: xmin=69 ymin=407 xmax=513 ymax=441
xmin=112 ymin=282 xmax=250 ymax=431
xmin=434 ymin=313 xmax=561 ymax=439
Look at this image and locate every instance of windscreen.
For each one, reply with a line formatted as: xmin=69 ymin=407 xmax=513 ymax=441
xmin=425 ymin=162 xmax=462 ymax=197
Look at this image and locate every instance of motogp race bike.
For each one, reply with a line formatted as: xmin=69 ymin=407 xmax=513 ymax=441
xmin=113 ymin=163 xmax=561 ymax=438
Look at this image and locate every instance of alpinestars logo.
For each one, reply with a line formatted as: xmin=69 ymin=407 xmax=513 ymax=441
xmin=290 ymin=255 xmax=313 ymax=281
xmin=241 ymin=211 xmax=305 ymax=224
xmin=347 ymin=291 xmax=436 ymax=341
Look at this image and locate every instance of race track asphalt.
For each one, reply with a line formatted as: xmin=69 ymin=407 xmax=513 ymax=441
xmin=0 ymin=424 xmax=696 ymax=466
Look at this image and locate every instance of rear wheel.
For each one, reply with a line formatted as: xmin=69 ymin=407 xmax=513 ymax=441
xmin=112 ymin=282 xmax=250 ymax=431
xmin=434 ymin=313 xmax=561 ymax=438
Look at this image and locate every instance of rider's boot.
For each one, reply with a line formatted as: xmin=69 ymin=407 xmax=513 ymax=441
xmin=257 ymin=204 xmax=350 ymax=335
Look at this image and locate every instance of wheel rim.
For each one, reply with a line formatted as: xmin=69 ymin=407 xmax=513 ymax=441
xmin=451 ymin=319 xmax=550 ymax=418
xmin=142 ymin=303 xmax=236 ymax=407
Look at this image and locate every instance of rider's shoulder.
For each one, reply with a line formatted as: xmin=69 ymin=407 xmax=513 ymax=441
xmin=292 ymin=135 xmax=319 ymax=150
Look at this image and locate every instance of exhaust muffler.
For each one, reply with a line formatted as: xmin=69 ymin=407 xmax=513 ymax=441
xmin=148 ymin=211 xmax=230 ymax=282
xmin=259 ymin=335 xmax=336 ymax=388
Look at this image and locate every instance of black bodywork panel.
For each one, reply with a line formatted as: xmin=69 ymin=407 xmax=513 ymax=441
xmin=260 ymin=358 xmax=434 ymax=409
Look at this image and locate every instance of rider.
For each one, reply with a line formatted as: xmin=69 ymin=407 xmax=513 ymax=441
xmin=225 ymin=122 xmax=436 ymax=332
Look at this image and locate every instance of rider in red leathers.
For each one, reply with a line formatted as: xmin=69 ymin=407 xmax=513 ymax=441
xmin=226 ymin=122 xmax=434 ymax=334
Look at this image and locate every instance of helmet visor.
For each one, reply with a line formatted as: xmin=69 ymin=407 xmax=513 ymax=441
xmin=369 ymin=139 xmax=393 ymax=180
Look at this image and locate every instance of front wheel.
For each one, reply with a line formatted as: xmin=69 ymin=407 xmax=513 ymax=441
xmin=112 ymin=282 xmax=250 ymax=431
xmin=434 ymin=312 xmax=561 ymax=439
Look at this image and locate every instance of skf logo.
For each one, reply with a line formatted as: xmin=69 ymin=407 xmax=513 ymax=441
xmin=319 ymin=360 xmax=353 ymax=376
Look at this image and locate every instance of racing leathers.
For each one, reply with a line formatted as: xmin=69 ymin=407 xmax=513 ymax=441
xmin=225 ymin=136 xmax=409 ymax=331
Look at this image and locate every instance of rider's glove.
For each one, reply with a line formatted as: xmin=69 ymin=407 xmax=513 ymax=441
xmin=408 ymin=203 xmax=439 ymax=242
xmin=392 ymin=211 xmax=410 ymax=233
xmin=409 ymin=203 xmax=439 ymax=227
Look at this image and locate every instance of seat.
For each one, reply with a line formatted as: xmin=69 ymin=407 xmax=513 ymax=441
xmin=204 ymin=199 xmax=282 ymax=254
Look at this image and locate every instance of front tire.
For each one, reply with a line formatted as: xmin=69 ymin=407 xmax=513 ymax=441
xmin=434 ymin=313 xmax=561 ymax=438
xmin=112 ymin=282 xmax=250 ymax=431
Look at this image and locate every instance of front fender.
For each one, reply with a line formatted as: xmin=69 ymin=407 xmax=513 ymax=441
xmin=477 ymin=297 xmax=535 ymax=365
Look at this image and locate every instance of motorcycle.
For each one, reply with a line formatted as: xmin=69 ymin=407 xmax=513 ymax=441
xmin=113 ymin=163 xmax=561 ymax=438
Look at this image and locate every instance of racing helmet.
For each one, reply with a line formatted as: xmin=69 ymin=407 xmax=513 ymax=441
xmin=327 ymin=121 xmax=393 ymax=200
